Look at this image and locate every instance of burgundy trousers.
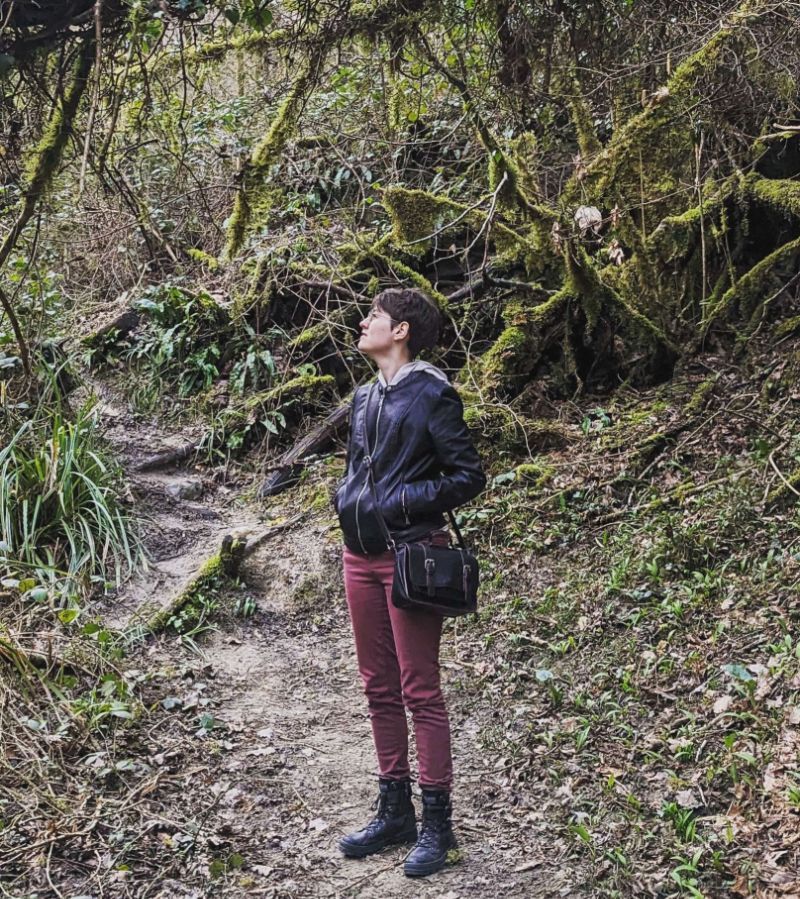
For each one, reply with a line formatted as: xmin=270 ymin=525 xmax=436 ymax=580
xmin=343 ymin=536 xmax=453 ymax=791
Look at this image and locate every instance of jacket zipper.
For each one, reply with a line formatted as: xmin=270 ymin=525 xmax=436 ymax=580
xmin=374 ymin=389 xmax=386 ymax=447
xmin=354 ymin=476 xmax=370 ymax=554
xmin=402 ymin=486 xmax=410 ymax=525
xmin=355 ymin=386 xmax=387 ymax=553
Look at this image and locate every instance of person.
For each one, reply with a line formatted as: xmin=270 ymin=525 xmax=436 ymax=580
xmin=333 ymin=287 xmax=486 ymax=877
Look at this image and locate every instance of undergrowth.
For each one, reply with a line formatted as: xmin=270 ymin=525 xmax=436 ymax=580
xmin=451 ymin=331 xmax=800 ymax=897
xmin=0 ymin=393 xmax=141 ymax=601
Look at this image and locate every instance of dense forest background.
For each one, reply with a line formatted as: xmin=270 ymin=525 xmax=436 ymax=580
xmin=1 ymin=1 xmax=800 ymax=897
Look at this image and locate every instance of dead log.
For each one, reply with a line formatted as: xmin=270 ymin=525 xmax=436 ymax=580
xmin=258 ymin=402 xmax=350 ymax=498
xmin=133 ymin=440 xmax=200 ymax=472
xmin=82 ymin=307 xmax=141 ymax=348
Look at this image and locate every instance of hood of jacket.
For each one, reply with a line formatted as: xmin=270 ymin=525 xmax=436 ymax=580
xmin=377 ymin=360 xmax=449 ymax=388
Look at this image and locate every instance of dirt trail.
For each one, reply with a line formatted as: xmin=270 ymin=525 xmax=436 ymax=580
xmin=94 ymin=397 xmax=582 ymax=898
xmin=169 ymin=524 xmax=575 ymax=898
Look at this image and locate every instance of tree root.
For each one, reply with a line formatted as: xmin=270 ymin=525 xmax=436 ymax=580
xmin=134 ymin=441 xmax=200 ymax=472
xmin=0 ymin=638 xmax=94 ymax=678
xmin=130 ymin=534 xmax=247 ymax=638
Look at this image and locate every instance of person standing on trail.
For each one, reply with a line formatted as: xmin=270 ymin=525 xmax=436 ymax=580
xmin=333 ymin=287 xmax=486 ymax=877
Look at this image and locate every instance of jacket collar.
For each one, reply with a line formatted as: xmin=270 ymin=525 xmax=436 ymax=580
xmin=376 ymin=360 xmax=449 ymax=388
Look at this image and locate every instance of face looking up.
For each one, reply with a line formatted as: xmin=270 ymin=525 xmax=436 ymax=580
xmin=358 ymin=305 xmax=410 ymax=358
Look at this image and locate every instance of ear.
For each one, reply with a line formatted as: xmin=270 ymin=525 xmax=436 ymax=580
xmin=392 ymin=321 xmax=410 ymax=343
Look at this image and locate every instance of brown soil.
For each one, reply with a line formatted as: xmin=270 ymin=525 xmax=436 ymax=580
xmin=93 ymin=405 xmax=584 ymax=898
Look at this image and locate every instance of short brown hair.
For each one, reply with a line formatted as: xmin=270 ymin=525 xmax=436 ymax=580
xmin=372 ymin=288 xmax=442 ymax=358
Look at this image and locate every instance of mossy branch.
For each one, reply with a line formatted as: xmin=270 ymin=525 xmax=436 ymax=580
xmin=476 ymin=287 xmax=572 ymax=395
xmin=568 ymin=73 xmax=602 ymax=160
xmin=748 ymin=176 xmax=800 ymax=220
xmin=702 ymin=235 xmax=800 ymax=330
xmin=0 ymin=36 xmax=95 ymax=377
xmin=380 ymin=184 xmax=543 ymax=263
xmin=224 ymin=47 xmax=327 ymax=258
xmin=0 ymin=39 xmax=95 ymax=273
xmin=412 ymin=32 xmax=557 ymax=224
xmin=132 ymin=535 xmax=247 ymax=637
xmin=567 ymin=246 xmax=680 ymax=352
xmin=587 ymin=0 xmax=770 ymax=205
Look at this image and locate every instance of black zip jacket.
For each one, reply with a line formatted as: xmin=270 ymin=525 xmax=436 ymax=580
xmin=334 ymin=370 xmax=486 ymax=555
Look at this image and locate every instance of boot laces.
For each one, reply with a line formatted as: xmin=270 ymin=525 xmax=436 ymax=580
xmin=368 ymin=793 xmax=387 ymax=822
xmin=417 ymin=806 xmax=449 ymax=846
xmin=370 ymin=788 xmax=404 ymax=822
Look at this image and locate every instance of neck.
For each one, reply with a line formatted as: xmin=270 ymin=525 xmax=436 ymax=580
xmin=375 ymin=350 xmax=412 ymax=386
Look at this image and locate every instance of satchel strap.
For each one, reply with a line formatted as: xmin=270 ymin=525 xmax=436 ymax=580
xmin=362 ymin=379 xmax=472 ymax=552
xmin=446 ymin=510 xmax=468 ymax=551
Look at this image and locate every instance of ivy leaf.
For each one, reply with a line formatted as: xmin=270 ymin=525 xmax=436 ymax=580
xmin=58 ymin=608 xmax=80 ymax=625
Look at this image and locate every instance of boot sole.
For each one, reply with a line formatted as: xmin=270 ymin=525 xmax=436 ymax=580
xmin=403 ymin=853 xmax=448 ymax=877
xmin=339 ymin=827 xmax=418 ymax=858
xmin=403 ymin=836 xmax=457 ymax=877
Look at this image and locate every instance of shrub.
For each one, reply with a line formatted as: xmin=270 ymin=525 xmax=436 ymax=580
xmin=0 ymin=400 xmax=141 ymax=595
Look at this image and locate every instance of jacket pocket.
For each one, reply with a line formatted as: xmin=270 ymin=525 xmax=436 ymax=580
xmin=380 ymin=482 xmax=407 ymax=529
xmin=401 ymin=482 xmax=411 ymax=526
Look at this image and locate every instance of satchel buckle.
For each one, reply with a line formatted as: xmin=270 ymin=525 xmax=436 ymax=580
xmin=425 ymin=556 xmax=436 ymax=597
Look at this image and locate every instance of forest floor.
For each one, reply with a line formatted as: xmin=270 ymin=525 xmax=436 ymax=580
xmin=78 ymin=383 xmax=580 ymax=899
xmin=6 ymin=334 xmax=800 ymax=898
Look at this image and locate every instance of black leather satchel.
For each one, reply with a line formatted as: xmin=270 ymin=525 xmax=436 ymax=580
xmin=391 ymin=515 xmax=479 ymax=616
xmin=363 ymin=399 xmax=480 ymax=616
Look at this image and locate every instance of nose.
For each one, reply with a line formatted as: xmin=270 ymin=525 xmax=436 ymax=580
xmin=359 ymin=316 xmax=370 ymax=331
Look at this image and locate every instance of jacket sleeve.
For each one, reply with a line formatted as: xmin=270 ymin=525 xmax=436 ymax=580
xmin=402 ymin=385 xmax=486 ymax=516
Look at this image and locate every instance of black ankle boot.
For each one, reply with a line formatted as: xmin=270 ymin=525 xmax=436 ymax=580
xmin=339 ymin=779 xmax=417 ymax=858
xmin=403 ymin=789 xmax=457 ymax=877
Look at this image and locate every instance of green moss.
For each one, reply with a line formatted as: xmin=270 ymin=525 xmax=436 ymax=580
xmin=748 ymin=177 xmax=800 ymax=220
xmin=187 ymin=248 xmax=220 ymax=271
xmin=515 ymin=462 xmax=556 ymax=489
xmin=774 ymin=315 xmax=800 ymax=340
xmin=247 ymin=373 xmax=336 ymax=409
xmin=568 ymin=76 xmax=602 ymax=160
xmin=288 ymin=323 xmax=331 ymax=352
xmin=387 ymin=69 xmax=410 ymax=132
xmin=648 ymin=180 xmax=737 ymax=264
xmin=175 ymin=26 xmax=288 ymax=67
xmin=23 ymin=39 xmax=94 ymax=201
xmin=684 ymin=375 xmax=719 ymax=415
xmin=583 ymin=5 xmax=767 ymax=229
xmin=225 ymin=56 xmax=325 ymax=258
xmin=381 ymin=186 xmax=454 ymax=244
xmin=369 ymin=250 xmax=448 ymax=308
xmin=462 ymin=396 xmax=569 ymax=454
xmin=477 ymin=288 xmax=571 ymax=395
xmin=509 ymin=133 xmax=542 ymax=201
xmin=704 ymin=235 xmax=800 ymax=328
xmin=140 ymin=536 xmax=246 ymax=636
xmin=765 ymin=467 xmax=800 ymax=511
xmin=568 ymin=245 xmax=676 ymax=350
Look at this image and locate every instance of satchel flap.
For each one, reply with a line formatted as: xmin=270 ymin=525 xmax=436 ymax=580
xmin=404 ymin=543 xmax=477 ymax=591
